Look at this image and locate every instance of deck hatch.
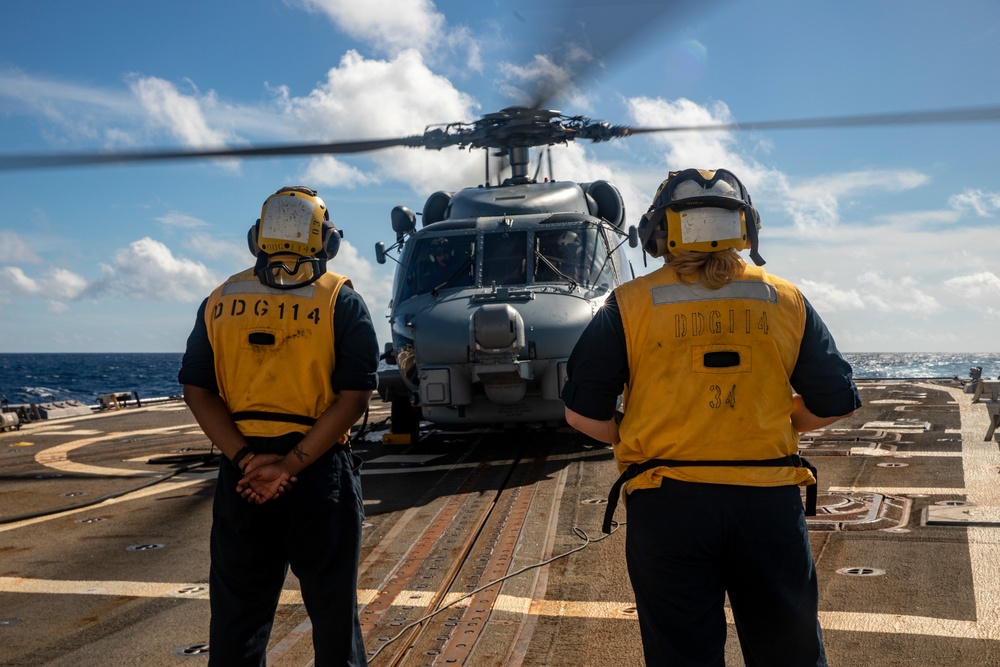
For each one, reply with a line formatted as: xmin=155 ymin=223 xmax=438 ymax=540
xmin=923 ymin=505 xmax=1000 ymax=527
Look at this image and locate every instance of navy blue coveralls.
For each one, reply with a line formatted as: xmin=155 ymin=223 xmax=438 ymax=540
xmin=562 ymin=292 xmax=860 ymax=667
xmin=179 ymin=285 xmax=379 ymax=667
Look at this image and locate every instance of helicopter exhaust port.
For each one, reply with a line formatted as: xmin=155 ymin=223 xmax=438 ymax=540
xmin=469 ymin=303 xmax=532 ymax=405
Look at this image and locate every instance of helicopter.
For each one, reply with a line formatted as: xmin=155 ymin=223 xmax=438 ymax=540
xmin=370 ymin=107 xmax=640 ymax=440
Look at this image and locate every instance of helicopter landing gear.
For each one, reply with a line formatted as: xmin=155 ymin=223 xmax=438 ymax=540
xmin=389 ymin=395 xmax=421 ymax=444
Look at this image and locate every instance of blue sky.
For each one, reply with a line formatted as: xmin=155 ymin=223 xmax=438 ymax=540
xmin=1 ymin=0 xmax=998 ymax=353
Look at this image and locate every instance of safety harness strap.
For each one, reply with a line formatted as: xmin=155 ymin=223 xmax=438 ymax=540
xmin=230 ymin=411 xmax=318 ymax=427
xmin=602 ymin=454 xmax=817 ymax=534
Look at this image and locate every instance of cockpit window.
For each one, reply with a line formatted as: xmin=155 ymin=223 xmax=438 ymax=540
xmin=482 ymin=232 xmax=527 ymax=286
xmin=401 ymin=235 xmax=476 ymax=299
xmin=534 ymin=226 xmax=614 ymax=288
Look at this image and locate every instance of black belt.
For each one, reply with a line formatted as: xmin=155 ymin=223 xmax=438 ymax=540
xmin=230 ymin=411 xmax=317 ymax=426
xmin=603 ymin=454 xmax=817 ymax=534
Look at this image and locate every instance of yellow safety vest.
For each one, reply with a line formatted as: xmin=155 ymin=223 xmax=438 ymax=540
xmin=614 ymin=264 xmax=815 ymax=495
xmin=205 ymin=268 xmax=350 ymax=439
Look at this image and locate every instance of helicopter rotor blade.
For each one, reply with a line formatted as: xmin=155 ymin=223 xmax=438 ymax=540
xmin=4 ymin=105 xmax=999 ymax=173
xmin=0 ymin=135 xmax=427 ymax=172
xmin=620 ymin=105 xmax=1000 ymax=136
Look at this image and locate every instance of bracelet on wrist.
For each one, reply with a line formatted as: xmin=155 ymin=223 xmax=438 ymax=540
xmin=231 ymin=446 xmax=253 ymax=471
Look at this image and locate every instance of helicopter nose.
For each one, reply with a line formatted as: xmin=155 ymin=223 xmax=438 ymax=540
xmin=469 ymin=303 xmax=530 ymax=405
xmin=470 ymin=303 xmax=525 ymax=354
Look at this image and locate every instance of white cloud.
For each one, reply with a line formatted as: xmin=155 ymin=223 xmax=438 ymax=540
xmin=299 ymin=155 xmax=380 ymax=189
xmin=627 ymin=97 xmax=746 ymax=173
xmin=45 ymin=300 xmax=71 ymax=314
xmin=289 ymin=49 xmax=482 ymax=193
xmin=183 ymin=232 xmax=249 ymax=270
xmin=110 ymin=237 xmax=218 ymax=302
xmin=1 ymin=266 xmax=42 ymax=294
xmin=857 ymin=271 xmax=941 ymax=315
xmin=808 ymin=170 xmax=928 ymax=198
xmin=128 ymin=76 xmax=237 ymax=150
xmin=0 ymin=265 xmax=88 ymax=300
xmin=0 ymin=68 xmax=272 ymax=153
xmin=47 ymin=268 xmax=89 ymax=300
xmin=156 ymin=211 xmax=208 ymax=229
xmin=0 ymin=230 xmax=42 ymax=264
xmin=876 ymin=209 xmax=959 ymax=227
xmin=781 ymin=169 xmax=928 ymax=233
xmin=292 ymin=0 xmax=445 ymax=56
xmin=798 ymin=272 xmax=941 ymax=316
xmin=796 ymin=280 xmax=866 ymax=312
xmin=948 ymin=189 xmax=1000 ymax=217
xmin=944 ymin=271 xmax=1000 ymax=300
xmin=0 ymin=67 xmax=135 ymax=142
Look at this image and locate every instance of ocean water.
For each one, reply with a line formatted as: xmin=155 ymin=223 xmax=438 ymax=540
xmin=0 ymin=353 xmax=184 ymax=406
xmin=0 ymin=352 xmax=998 ymax=407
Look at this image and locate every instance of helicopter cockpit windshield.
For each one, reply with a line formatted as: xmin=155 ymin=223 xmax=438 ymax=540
xmin=399 ymin=223 xmax=618 ymax=302
xmin=482 ymin=232 xmax=527 ymax=286
xmin=404 ymin=235 xmax=476 ymax=298
xmin=534 ymin=226 xmax=615 ymax=289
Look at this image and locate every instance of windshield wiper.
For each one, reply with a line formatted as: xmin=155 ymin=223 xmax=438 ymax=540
xmin=431 ymin=257 xmax=474 ymax=296
xmin=534 ymin=251 xmax=579 ymax=289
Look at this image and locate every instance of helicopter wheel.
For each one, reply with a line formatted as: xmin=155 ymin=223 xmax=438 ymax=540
xmin=390 ymin=395 xmax=421 ymax=443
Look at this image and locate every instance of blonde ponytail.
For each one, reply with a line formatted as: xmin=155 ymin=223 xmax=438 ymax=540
xmin=668 ymin=248 xmax=746 ymax=290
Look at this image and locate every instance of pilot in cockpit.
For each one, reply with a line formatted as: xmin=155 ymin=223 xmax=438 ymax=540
xmin=421 ymin=237 xmax=471 ymax=292
xmin=537 ymin=230 xmax=583 ymax=282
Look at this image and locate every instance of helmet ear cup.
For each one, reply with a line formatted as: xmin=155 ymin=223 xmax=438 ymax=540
xmin=320 ymin=222 xmax=341 ymax=260
xmin=637 ymin=209 xmax=667 ymax=258
xmin=247 ymin=220 xmax=262 ymax=257
xmin=745 ymin=205 xmax=765 ymax=266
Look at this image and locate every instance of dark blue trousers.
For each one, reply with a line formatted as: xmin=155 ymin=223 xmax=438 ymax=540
xmin=208 ymin=445 xmax=367 ymax=667
xmin=625 ymin=479 xmax=827 ymax=667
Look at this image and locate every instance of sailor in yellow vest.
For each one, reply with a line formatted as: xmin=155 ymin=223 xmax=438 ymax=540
xmin=179 ymin=186 xmax=378 ymax=666
xmin=562 ymin=169 xmax=859 ymax=667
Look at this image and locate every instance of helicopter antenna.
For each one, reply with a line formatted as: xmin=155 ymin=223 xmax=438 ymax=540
xmin=532 ymin=147 xmax=545 ymax=182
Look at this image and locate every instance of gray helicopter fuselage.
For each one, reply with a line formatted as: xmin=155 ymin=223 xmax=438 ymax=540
xmin=377 ymin=179 xmax=632 ymax=428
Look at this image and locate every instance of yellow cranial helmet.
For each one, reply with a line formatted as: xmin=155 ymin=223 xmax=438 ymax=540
xmin=247 ymin=186 xmax=342 ymax=289
xmin=637 ymin=169 xmax=764 ymax=265
xmin=249 ymin=186 xmax=336 ymax=258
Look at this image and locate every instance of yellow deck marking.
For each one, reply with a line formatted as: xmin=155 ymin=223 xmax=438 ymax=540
xmin=34 ymin=426 xmax=197 ymax=477
xmin=847 ymin=449 xmax=961 ymax=458
xmin=828 ymin=486 xmax=973 ymax=495
xmin=818 ymin=611 xmax=999 ymax=641
xmin=4 ymin=577 xmax=998 ymax=640
xmin=0 ymin=576 xmax=300 ymax=605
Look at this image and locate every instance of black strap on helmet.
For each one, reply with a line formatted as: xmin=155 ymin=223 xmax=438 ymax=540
xmin=602 ymin=454 xmax=817 ymax=533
